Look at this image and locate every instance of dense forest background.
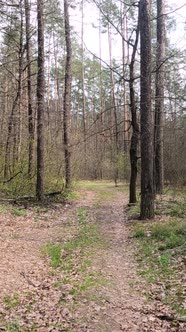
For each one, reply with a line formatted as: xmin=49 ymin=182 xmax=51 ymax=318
xmin=0 ymin=0 xmax=185 ymax=208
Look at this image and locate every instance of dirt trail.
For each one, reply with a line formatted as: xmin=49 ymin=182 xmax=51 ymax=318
xmin=0 ymin=184 xmax=183 ymax=331
xmin=89 ymin=189 xmax=174 ymax=332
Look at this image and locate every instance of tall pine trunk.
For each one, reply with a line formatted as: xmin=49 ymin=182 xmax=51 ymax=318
xmin=25 ymin=0 xmax=34 ymax=176
xmin=63 ymin=0 xmax=72 ymax=188
xmin=121 ymin=2 xmax=129 ymax=152
xmin=4 ymin=1 xmax=24 ymax=179
xmin=81 ymin=0 xmax=87 ymax=177
xmin=154 ymin=0 xmax=165 ymax=194
xmin=140 ymin=0 xmax=154 ymax=219
xmin=129 ymin=11 xmax=140 ymax=204
xmin=36 ymin=0 xmax=45 ymax=200
xmin=108 ymin=24 xmax=119 ymax=186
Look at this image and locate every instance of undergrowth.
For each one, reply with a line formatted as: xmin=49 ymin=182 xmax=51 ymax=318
xmin=0 ymin=172 xmax=79 ymax=204
xmin=132 ymin=218 xmax=186 ymax=317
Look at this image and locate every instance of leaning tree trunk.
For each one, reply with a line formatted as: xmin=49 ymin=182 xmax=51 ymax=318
xmin=154 ymin=0 xmax=165 ymax=194
xmin=25 ymin=0 xmax=34 ymax=176
xmin=129 ymin=10 xmax=140 ymax=204
xmin=139 ymin=0 xmax=154 ymax=219
xmin=36 ymin=0 xmax=45 ymax=201
xmin=63 ymin=0 xmax=72 ymax=189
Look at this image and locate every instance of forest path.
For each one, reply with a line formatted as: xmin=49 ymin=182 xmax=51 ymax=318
xmin=81 ymin=182 xmax=173 ymax=332
xmin=0 ymin=181 xmax=178 ymax=331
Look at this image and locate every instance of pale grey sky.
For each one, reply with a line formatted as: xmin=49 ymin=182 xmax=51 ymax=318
xmin=70 ymin=1 xmax=186 ymax=61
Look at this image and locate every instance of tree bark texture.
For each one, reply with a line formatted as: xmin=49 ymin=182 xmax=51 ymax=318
xmin=36 ymin=0 xmax=45 ymax=201
xmin=121 ymin=1 xmax=129 ymax=152
xmin=154 ymin=0 xmax=165 ymax=194
xmin=4 ymin=1 xmax=24 ymax=179
xmin=129 ymin=10 xmax=140 ymax=204
xmin=81 ymin=0 xmax=87 ymax=178
xmin=25 ymin=0 xmax=34 ymax=176
xmin=140 ymin=0 xmax=154 ymax=219
xmin=108 ymin=24 xmax=119 ymax=186
xmin=63 ymin=0 xmax=72 ymax=188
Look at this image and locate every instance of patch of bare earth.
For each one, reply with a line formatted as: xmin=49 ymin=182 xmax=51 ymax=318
xmin=0 ymin=203 xmax=76 ymax=296
xmin=0 ymin=188 xmax=184 ymax=331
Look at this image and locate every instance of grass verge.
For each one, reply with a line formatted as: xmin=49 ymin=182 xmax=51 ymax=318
xmin=132 ymin=218 xmax=186 ymax=317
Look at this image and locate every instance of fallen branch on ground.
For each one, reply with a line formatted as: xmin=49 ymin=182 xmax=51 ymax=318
xmin=2 ymin=171 xmax=22 ymax=184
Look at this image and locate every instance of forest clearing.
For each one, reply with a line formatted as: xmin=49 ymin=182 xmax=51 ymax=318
xmin=0 ymin=181 xmax=185 ymax=331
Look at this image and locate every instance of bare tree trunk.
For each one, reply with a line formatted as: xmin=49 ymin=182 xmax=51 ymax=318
xmin=16 ymin=70 xmax=23 ymax=162
xmin=140 ymin=0 xmax=154 ymax=219
xmin=81 ymin=0 xmax=87 ymax=176
xmin=98 ymin=13 xmax=104 ymax=178
xmin=0 ymin=76 xmax=8 ymax=149
xmin=108 ymin=24 xmax=119 ymax=186
xmin=4 ymin=0 xmax=24 ymax=179
xmin=154 ymin=0 xmax=165 ymax=194
xmin=25 ymin=0 xmax=34 ymax=176
xmin=63 ymin=0 xmax=72 ymax=188
xmin=36 ymin=0 xmax=45 ymax=201
xmin=121 ymin=1 xmax=129 ymax=152
xmin=129 ymin=11 xmax=140 ymax=204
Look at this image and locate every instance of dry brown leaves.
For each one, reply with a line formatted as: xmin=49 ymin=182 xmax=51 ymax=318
xmin=0 ymin=188 xmax=185 ymax=331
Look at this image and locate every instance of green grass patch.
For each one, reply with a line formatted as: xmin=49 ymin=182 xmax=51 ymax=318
xmin=68 ymin=275 xmax=98 ymax=296
xmin=150 ymin=220 xmax=185 ymax=250
xmin=128 ymin=203 xmax=140 ymax=218
xmin=0 ymin=204 xmax=8 ymax=213
xmin=77 ymin=207 xmax=88 ymax=223
xmin=65 ymin=189 xmax=81 ymax=201
xmin=63 ymin=223 xmax=101 ymax=253
xmin=42 ymin=205 xmax=106 ymax=305
xmin=132 ymin=224 xmax=145 ymax=238
xmin=77 ymin=180 xmax=128 ymax=199
xmin=12 ymin=208 xmax=27 ymax=217
xmin=77 ymin=181 xmax=115 ymax=201
xmin=59 ymin=208 xmax=106 ymax=299
xmin=129 ymin=191 xmax=185 ymax=219
xmin=6 ymin=321 xmax=21 ymax=332
xmin=132 ymin=218 xmax=186 ymax=316
xmin=42 ymin=243 xmax=62 ymax=268
xmin=4 ymin=294 xmax=20 ymax=309
xmin=156 ymin=197 xmax=186 ymax=218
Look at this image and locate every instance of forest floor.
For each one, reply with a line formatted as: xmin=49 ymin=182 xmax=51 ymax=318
xmin=0 ymin=181 xmax=185 ymax=331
